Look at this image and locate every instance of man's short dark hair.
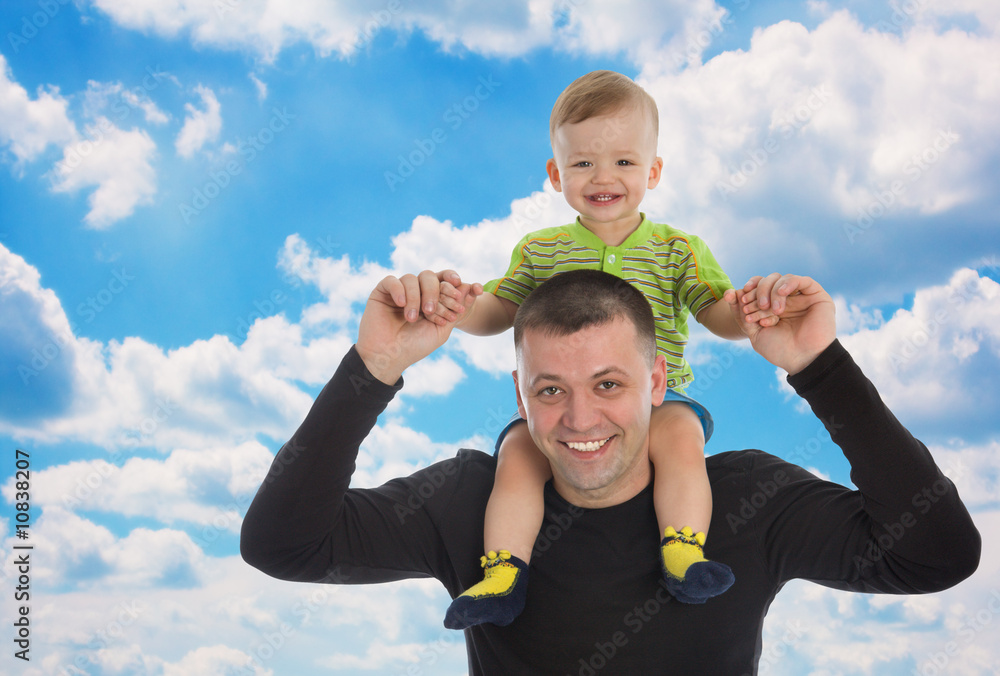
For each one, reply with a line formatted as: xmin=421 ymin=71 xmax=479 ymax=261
xmin=513 ymin=270 xmax=657 ymax=364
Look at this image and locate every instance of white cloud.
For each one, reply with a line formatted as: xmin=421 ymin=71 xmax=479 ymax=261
xmin=0 ymin=58 xmax=167 ymax=228
xmin=839 ymin=268 xmax=1000 ymax=427
xmin=630 ymin=10 xmax=1000 ymax=296
xmin=83 ymin=79 xmax=171 ymax=126
xmin=0 ymin=526 xmax=463 ymax=676
xmin=318 ymin=639 xmax=430 ymax=670
xmin=0 ymin=238 xmax=474 ymax=453
xmin=928 ymin=440 xmax=1000 ymax=510
xmin=557 ymin=0 xmax=728 ymax=68
xmin=761 ymin=507 xmax=1000 ymax=675
xmin=163 ymin=644 xmax=272 ymax=676
xmin=388 ymin=183 xmax=576 ymax=283
xmin=3 ymin=441 xmax=274 ymax=531
xmin=89 ymin=0 xmax=724 ymax=63
xmin=278 ymin=184 xmax=573 ymax=377
xmin=175 ymin=84 xmax=222 ymax=158
xmin=278 ymin=234 xmax=390 ymax=328
xmin=8 ymin=506 xmax=206 ymax=589
xmin=249 ymin=72 xmax=268 ymax=101
xmin=48 ymin=118 xmax=158 ymax=228
xmin=0 ymin=53 xmax=76 ymax=166
xmin=0 ymin=245 xmax=330 ymax=450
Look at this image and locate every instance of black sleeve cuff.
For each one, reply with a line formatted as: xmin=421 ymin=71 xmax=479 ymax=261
xmin=344 ymin=344 xmax=404 ymax=400
xmin=785 ymin=339 xmax=851 ymax=397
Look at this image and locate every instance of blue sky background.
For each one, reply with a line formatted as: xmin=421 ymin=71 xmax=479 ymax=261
xmin=1 ymin=1 xmax=998 ymax=674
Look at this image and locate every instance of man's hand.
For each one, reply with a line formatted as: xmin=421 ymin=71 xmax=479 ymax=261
xmin=724 ymin=273 xmax=836 ymax=375
xmin=357 ymin=270 xmax=479 ymax=385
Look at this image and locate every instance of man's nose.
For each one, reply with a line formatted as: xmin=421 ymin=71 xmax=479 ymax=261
xmin=562 ymin=392 xmax=600 ymax=431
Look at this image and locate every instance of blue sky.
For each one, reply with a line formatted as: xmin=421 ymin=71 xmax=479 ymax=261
xmin=1 ymin=1 xmax=999 ymax=674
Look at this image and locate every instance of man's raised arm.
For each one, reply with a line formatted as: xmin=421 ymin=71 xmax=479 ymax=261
xmin=728 ymin=273 xmax=980 ymax=591
xmin=240 ymin=272 xmax=475 ymax=581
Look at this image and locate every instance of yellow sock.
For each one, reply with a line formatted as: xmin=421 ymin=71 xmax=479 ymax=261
xmin=661 ymin=526 xmax=708 ymax=580
xmin=444 ymin=550 xmax=529 ymax=629
xmin=457 ymin=550 xmax=521 ymax=599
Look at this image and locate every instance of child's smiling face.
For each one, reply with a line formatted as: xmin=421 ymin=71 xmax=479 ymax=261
xmin=546 ymin=105 xmax=662 ymax=241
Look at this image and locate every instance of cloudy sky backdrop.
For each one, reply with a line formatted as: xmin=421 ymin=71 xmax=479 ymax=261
xmin=1 ymin=0 xmax=998 ymax=674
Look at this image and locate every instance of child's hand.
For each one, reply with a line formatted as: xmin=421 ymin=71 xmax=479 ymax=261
xmin=732 ymin=274 xmax=798 ymax=328
xmin=411 ymin=269 xmax=483 ymax=327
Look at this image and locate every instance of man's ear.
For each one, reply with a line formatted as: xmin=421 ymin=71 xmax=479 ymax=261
xmin=512 ymin=369 xmax=528 ymax=419
xmin=647 ymin=156 xmax=663 ymax=189
xmin=546 ymin=158 xmax=563 ymax=192
xmin=650 ymin=354 xmax=668 ymax=405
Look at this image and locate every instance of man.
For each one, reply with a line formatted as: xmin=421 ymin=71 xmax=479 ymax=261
xmin=241 ymin=269 xmax=980 ymax=675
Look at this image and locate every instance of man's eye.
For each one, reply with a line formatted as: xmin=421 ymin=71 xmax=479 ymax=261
xmin=598 ymin=381 xmax=618 ymax=390
xmin=540 ymin=386 xmax=561 ymax=396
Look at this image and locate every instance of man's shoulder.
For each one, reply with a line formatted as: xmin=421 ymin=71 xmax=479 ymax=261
xmin=433 ymin=448 xmax=497 ymax=486
xmin=454 ymin=447 xmax=497 ymax=469
xmin=706 ymin=449 xmax=808 ymax=480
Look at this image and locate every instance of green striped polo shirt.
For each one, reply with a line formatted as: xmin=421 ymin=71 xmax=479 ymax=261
xmin=484 ymin=216 xmax=732 ymax=390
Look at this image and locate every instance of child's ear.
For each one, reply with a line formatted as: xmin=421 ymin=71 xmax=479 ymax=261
xmin=546 ymin=158 xmax=563 ymax=192
xmin=647 ymin=156 xmax=664 ymax=189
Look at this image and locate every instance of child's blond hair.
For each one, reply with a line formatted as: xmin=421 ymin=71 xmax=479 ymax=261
xmin=549 ymin=70 xmax=659 ymax=142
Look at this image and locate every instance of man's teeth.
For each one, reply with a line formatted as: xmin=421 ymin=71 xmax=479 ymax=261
xmin=566 ymin=438 xmax=610 ymax=452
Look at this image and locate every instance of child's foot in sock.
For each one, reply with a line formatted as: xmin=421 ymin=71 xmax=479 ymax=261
xmin=661 ymin=526 xmax=734 ymax=604
xmin=444 ymin=550 xmax=528 ymax=630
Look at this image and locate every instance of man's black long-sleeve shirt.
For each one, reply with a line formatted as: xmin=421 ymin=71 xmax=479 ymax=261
xmin=241 ymin=341 xmax=980 ymax=675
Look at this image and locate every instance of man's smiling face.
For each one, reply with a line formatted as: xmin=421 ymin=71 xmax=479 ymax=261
xmin=513 ymin=317 xmax=667 ymax=509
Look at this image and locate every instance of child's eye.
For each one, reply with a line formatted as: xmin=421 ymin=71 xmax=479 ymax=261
xmin=574 ymin=161 xmax=592 ymax=168
xmin=617 ymin=160 xmax=633 ymax=166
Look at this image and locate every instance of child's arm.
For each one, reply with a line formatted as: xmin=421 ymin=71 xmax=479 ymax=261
xmin=696 ymin=294 xmax=750 ymax=341
xmin=416 ymin=270 xmax=518 ymax=336
xmin=697 ymin=276 xmax=791 ymax=340
xmin=453 ymin=290 xmax=519 ymax=336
